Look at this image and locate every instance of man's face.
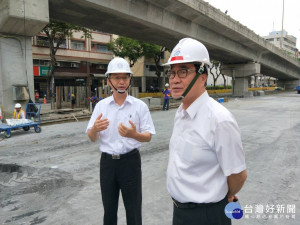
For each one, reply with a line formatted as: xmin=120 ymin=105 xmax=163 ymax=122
xmin=107 ymin=73 xmax=130 ymax=92
xmin=168 ymin=63 xmax=207 ymax=99
xmin=169 ymin=63 xmax=196 ymax=99
xmin=15 ymin=107 xmax=21 ymax=112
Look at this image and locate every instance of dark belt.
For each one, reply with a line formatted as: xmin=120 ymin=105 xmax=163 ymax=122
xmin=172 ymin=196 xmax=227 ymax=209
xmin=102 ymin=148 xmax=138 ymax=159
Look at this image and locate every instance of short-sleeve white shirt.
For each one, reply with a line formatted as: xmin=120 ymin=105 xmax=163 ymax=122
xmin=167 ymin=91 xmax=246 ymax=203
xmin=86 ymin=94 xmax=156 ymax=154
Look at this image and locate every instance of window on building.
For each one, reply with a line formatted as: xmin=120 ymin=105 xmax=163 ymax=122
xmin=91 ymin=43 xmax=110 ymax=53
xmin=71 ymin=40 xmax=85 ymax=50
xmin=36 ymin=36 xmax=50 ymax=47
xmin=147 ymin=65 xmax=163 ymax=72
xmin=33 ymin=59 xmax=50 ymax=66
xmin=54 ymin=38 xmax=67 ymax=49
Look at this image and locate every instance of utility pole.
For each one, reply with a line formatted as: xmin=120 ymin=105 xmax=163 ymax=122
xmin=280 ymin=0 xmax=284 ymax=49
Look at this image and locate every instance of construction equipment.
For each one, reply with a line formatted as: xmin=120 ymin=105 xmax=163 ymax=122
xmin=0 ymin=103 xmax=42 ymax=138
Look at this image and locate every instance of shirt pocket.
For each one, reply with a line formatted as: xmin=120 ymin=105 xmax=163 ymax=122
xmin=181 ymin=139 xmax=212 ymax=164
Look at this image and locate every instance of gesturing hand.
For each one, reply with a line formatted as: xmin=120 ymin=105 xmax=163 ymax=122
xmin=118 ymin=120 xmax=136 ymax=138
xmin=93 ymin=113 xmax=109 ymax=132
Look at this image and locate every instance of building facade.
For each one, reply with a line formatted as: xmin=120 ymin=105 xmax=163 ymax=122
xmin=264 ymin=30 xmax=298 ymax=58
xmin=32 ymin=30 xmax=113 ymax=99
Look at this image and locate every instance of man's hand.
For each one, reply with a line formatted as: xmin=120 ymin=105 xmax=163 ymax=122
xmin=88 ymin=113 xmax=109 ymax=142
xmin=118 ymin=120 xmax=136 ymax=138
xmin=93 ymin=113 xmax=109 ymax=132
xmin=227 ymin=195 xmax=239 ymax=202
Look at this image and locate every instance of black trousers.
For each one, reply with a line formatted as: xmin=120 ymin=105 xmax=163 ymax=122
xmin=100 ymin=150 xmax=142 ymax=225
xmin=172 ymin=197 xmax=231 ymax=225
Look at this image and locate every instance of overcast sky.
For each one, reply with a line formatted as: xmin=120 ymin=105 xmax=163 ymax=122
xmin=204 ymin=0 xmax=300 ymax=49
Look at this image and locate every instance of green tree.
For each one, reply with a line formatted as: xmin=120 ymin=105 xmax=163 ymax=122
xmin=209 ymin=60 xmax=222 ymax=88
xmin=140 ymin=42 xmax=166 ymax=77
xmin=109 ymin=36 xmax=166 ymax=77
xmin=41 ymin=19 xmax=91 ymax=105
xmin=108 ymin=36 xmax=143 ymax=67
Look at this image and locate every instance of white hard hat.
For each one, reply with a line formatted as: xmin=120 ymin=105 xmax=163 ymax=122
xmin=105 ymin=57 xmax=132 ymax=77
xmin=165 ymin=83 xmax=169 ymax=87
xmin=163 ymin=38 xmax=212 ymax=67
xmin=15 ymin=103 xmax=21 ymax=108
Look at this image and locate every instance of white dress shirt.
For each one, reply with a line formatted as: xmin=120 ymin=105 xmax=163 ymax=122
xmin=86 ymin=94 xmax=156 ymax=154
xmin=167 ymin=91 xmax=246 ymax=203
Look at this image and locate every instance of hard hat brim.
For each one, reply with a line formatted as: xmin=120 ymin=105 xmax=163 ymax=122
xmin=163 ymin=60 xmax=212 ymax=68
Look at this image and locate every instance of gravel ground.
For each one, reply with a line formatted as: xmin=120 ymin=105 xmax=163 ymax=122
xmin=0 ymin=91 xmax=299 ymax=225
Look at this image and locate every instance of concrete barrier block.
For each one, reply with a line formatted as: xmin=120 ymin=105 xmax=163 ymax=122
xmin=244 ymin=91 xmax=254 ymax=97
xmin=140 ymin=97 xmax=151 ymax=107
xmin=257 ymin=91 xmax=265 ymax=96
xmin=140 ymin=97 xmax=161 ymax=108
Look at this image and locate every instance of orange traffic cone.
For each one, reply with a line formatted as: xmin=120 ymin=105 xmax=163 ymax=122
xmin=43 ymin=97 xmax=47 ymax=104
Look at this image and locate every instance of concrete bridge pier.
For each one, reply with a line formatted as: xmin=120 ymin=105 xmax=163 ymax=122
xmin=222 ymin=63 xmax=261 ymax=97
xmin=0 ymin=0 xmax=48 ymax=118
xmin=277 ymin=80 xmax=300 ymax=90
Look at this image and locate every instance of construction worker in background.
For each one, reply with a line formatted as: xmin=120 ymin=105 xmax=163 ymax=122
xmin=162 ymin=83 xmax=171 ymax=111
xmin=13 ymin=103 xmax=26 ymax=119
xmin=0 ymin=105 xmax=3 ymax=122
xmin=86 ymin=57 xmax=156 ymax=225
xmin=71 ymin=93 xmax=76 ymax=109
xmin=35 ymin=91 xmax=39 ymax=102
xmin=164 ymin=38 xmax=247 ymax=225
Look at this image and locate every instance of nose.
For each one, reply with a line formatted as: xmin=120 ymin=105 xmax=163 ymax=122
xmin=171 ymin=73 xmax=181 ymax=83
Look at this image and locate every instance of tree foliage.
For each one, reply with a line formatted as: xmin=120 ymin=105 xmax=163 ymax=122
xmin=108 ymin=36 xmax=166 ymax=77
xmin=41 ymin=19 xmax=91 ymax=97
xmin=209 ymin=60 xmax=228 ymax=88
xmin=108 ymin=37 xmax=143 ymax=67
xmin=209 ymin=60 xmax=221 ymax=88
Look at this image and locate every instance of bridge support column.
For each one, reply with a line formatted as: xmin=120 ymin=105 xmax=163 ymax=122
xmin=277 ymin=80 xmax=300 ymax=90
xmin=0 ymin=0 xmax=49 ymax=118
xmin=221 ymin=63 xmax=260 ymax=97
xmin=141 ymin=76 xmax=146 ymax=93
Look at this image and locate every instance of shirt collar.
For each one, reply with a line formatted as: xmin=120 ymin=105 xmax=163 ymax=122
xmin=185 ymin=91 xmax=209 ymax=119
xmin=108 ymin=94 xmax=133 ymax=105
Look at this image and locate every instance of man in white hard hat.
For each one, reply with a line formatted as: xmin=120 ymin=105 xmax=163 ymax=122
xmin=164 ymin=38 xmax=247 ymax=225
xmin=13 ymin=103 xmax=26 ymax=119
xmin=86 ymin=57 xmax=156 ymax=225
xmin=162 ymin=83 xmax=171 ymax=110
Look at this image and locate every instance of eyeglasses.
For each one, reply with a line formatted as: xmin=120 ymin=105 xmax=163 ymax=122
xmin=167 ymin=69 xmax=196 ymax=79
xmin=109 ymin=76 xmax=131 ymax=81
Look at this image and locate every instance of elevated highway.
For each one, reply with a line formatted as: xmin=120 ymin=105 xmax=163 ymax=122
xmin=1 ymin=0 xmax=300 ymax=116
xmin=47 ymin=0 xmax=300 ymax=91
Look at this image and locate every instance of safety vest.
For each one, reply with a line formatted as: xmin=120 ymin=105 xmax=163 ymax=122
xmin=13 ymin=109 xmax=26 ymax=119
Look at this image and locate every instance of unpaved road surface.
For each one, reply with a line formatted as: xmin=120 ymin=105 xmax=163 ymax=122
xmin=1 ymin=92 xmax=299 ymax=225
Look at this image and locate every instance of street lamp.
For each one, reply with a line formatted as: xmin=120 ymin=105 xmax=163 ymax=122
xmin=280 ymin=0 xmax=284 ymax=49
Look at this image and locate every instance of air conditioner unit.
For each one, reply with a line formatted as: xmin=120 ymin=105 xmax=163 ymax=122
xmin=70 ymin=63 xmax=79 ymax=68
xmin=55 ymin=62 xmax=61 ymax=67
xmin=96 ymin=64 xmax=105 ymax=69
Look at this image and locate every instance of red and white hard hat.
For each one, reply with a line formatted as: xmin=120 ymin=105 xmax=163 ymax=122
xmin=163 ymin=38 xmax=212 ymax=67
xmin=105 ymin=57 xmax=132 ymax=77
